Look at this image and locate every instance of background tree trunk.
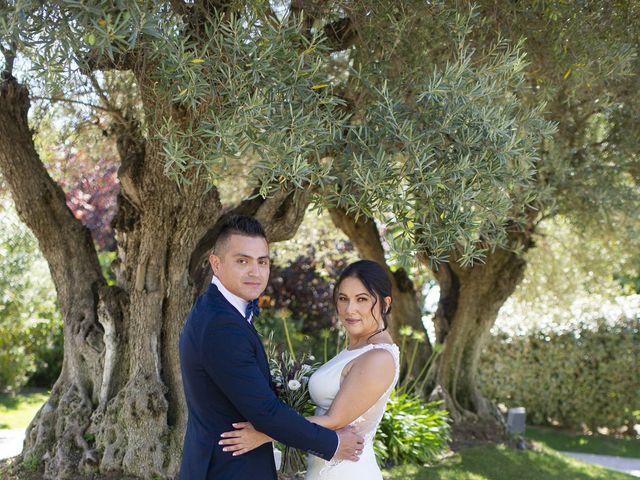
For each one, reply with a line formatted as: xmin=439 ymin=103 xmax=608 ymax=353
xmin=428 ymin=246 xmax=531 ymax=442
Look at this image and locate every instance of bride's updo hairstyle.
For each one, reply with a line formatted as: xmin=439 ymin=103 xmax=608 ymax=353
xmin=333 ymin=260 xmax=392 ymax=333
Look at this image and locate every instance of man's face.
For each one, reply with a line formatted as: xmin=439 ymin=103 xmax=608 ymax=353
xmin=209 ymin=233 xmax=270 ymax=301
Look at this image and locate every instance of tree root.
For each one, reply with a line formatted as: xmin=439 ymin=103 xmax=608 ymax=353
xmin=22 ymin=381 xmax=95 ymax=479
xmin=91 ymin=373 xmax=171 ymax=478
xmin=430 ymin=383 xmax=506 ymax=446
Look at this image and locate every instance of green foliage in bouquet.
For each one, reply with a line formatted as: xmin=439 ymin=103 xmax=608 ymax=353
xmin=267 ymin=336 xmax=318 ymax=476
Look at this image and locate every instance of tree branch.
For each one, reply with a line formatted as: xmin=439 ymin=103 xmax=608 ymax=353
xmin=36 ymin=89 xmax=145 ymax=213
xmin=82 ymin=49 xmax=138 ymax=73
xmin=180 ymin=0 xmax=235 ymax=38
xmin=289 ymin=1 xmax=356 ymax=52
xmin=328 ymin=207 xmax=386 ymax=264
xmin=31 ymin=95 xmax=119 ymax=116
xmin=323 ymin=17 xmax=358 ymax=52
xmin=169 ymin=0 xmax=190 ymax=17
xmin=0 ymin=75 xmax=105 ymax=324
xmin=86 ymin=72 xmax=129 ymax=127
xmin=82 ymin=73 xmax=145 ymax=211
xmin=0 ymin=41 xmax=16 ymax=79
xmin=188 ymin=187 xmax=310 ymax=290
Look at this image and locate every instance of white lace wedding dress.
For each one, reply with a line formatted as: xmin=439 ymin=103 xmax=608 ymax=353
xmin=305 ymin=343 xmax=400 ymax=480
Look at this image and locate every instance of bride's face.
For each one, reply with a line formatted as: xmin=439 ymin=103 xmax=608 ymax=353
xmin=335 ymin=277 xmax=384 ymax=340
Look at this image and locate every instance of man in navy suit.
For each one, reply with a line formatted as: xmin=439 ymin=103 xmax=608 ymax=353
xmin=179 ymin=215 xmax=363 ymax=479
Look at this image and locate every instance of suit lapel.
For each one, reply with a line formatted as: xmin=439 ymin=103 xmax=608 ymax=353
xmin=206 ymin=284 xmax=271 ymax=376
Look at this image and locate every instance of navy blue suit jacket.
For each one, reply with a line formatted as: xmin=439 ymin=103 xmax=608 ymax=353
xmin=179 ymin=283 xmax=338 ymax=479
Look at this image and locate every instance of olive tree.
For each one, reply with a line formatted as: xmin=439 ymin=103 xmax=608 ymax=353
xmin=327 ymin=0 xmax=639 ymax=440
xmin=1 ymin=2 xmax=353 ymax=478
xmin=0 ymin=0 xmax=595 ymax=477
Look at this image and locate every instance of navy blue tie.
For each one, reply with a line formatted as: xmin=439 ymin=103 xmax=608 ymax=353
xmin=245 ymin=299 xmax=260 ymax=320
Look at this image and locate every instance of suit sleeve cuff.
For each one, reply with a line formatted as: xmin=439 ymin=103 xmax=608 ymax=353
xmin=331 ymin=431 xmax=340 ymax=460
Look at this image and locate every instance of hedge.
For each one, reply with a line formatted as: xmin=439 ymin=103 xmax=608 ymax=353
xmin=478 ymin=317 xmax=639 ymax=431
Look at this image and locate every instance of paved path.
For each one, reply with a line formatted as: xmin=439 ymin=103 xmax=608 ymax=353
xmin=560 ymin=451 xmax=640 ymax=477
xmin=0 ymin=429 xmax=25 ymax=461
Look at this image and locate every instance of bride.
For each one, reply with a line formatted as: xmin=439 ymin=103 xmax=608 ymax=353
xmin=219 ymin=260 xmax=400 ymax=479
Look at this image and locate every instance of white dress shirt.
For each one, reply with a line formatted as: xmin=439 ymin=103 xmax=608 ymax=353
xmin=211 ymin=275 xmax=253 ymax=323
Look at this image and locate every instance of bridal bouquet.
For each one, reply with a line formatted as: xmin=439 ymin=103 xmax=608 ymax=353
xmin=269 ymin=348 xmax=318 ymax=475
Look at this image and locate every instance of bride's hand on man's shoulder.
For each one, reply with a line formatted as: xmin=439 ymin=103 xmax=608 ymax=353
xmin=218 ymin=422 xmax=273 ymax=455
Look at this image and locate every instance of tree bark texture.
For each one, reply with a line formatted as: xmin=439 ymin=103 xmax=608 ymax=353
xmin=429 ymin=245 xmax=530 ymax=441
xmin=328 ymin=208 xmax=432 ymax=375
xmin=0 ymin=71 xmax=308 ymax=479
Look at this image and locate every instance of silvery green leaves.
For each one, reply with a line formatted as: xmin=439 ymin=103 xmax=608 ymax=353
xmin=0 ymin=1 xmax=165 ymax=92
xmin=329 ymin=40 xmax=556 ymax=267
xmin=1 ymin=0 xmax=562 ymax=269
xmin=155 ymin=10 xmax=347 ymax=191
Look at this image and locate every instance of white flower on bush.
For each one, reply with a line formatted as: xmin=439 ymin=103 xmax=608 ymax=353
xmin=287 ymin=379 xmax=302 ymax=391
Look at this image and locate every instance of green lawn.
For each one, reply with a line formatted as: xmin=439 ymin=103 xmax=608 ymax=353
xmin=383 ymin=444 xmax=636 ymax=480
xmin=0 ymin=390 xmax=49 ymax=429
xmin=2 ymin=393 xmax=638 ymax=480
xmin=526 ymin=426 xmax=640 ymax=458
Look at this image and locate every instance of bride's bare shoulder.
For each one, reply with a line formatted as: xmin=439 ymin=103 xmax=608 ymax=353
xmin=356 ymin=345 xmax=396 ymax=372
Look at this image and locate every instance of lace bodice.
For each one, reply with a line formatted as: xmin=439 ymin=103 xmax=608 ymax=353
xmin=308 ymin=343 xmax=400 ymax=445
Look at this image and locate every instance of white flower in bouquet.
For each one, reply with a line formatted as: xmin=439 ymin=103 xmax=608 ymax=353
xmin=287 ymin=379 xmax=302 ymax=391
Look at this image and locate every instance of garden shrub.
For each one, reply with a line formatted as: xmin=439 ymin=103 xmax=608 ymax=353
xmin=264 ymin=251 xmax=348 ymax=337
xmin=0 ymin=199 xmax=62 ymax=392
xmin=479 ymin=317 xmax=640 ymax=431
xmin=0 ymin=324 xmax=35 ymax=393
xmin=374 ymin=392 xmax=451 ymax=466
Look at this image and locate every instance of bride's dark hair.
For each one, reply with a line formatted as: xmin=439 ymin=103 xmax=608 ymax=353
xmin=333 ymin=260 xmax=393 ymax=333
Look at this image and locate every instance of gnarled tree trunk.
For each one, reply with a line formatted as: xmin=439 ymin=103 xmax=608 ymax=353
xmin=0 ymin=70 xmax=308 ymax=479
xmin=1 ymin=73 xmax=110 ymax=479
xmin=429 ymin=244 xmax=531 ymax=442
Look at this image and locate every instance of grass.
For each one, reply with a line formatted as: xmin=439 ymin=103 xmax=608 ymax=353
xmin=526 ymin=426 xmax=640 ymax=458
xmin=2 ymin=393 xmax=638 ymax=480
xmin=0 ymin=389 xmax=49 ymax=429
xmin=383 ymin=443 xmax=637 ymax=480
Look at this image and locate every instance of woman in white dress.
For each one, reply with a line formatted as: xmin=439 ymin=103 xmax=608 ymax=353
xmin=219 ymin=260 xmax=400 ymax=479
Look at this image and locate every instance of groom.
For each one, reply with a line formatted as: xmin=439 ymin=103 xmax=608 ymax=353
xmin=179 ymin=215 xmax=363 ymax=479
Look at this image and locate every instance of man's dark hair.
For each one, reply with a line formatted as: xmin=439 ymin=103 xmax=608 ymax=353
xmin=213 ymin=215 xmax=267 ymax=254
